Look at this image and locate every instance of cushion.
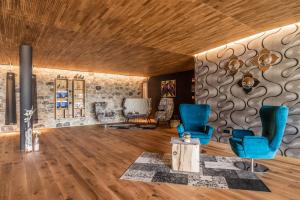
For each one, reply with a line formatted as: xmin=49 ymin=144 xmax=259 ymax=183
xmin=229 ymin=138 xmax=245 ymax=157
xmin=189 ymin=125 xmax=207 ymax=132
xmin=189 ymin=131 xmax=210 ymax=138
xmin=158 ymin=105 xmax=165 ymax=111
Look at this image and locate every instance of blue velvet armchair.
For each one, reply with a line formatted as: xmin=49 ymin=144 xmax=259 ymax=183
xmin=229 ymin=105 xmax=288 ymax=172
xmin=177 ymin=104 xmax=214 ymax=144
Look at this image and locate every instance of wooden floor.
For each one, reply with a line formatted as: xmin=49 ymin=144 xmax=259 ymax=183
xmin=0 ymin=125 xmax=300 ymax=200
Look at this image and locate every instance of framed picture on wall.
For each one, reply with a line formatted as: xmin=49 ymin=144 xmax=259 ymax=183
xmin=161 ymin=80 xmax=176 ymax=97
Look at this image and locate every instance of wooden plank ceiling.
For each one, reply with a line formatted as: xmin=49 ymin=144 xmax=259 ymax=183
xmin=0 ymin=0 xmax=300 ymax=76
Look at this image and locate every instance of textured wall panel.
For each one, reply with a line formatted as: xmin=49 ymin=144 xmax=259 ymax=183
xmin=0 ymin=65 xmax=145 ymax=133
xmin=194 ymin=24 xmax=300 ymax=159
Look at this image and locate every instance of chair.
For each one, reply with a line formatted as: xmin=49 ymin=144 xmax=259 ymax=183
xmin=155 ymin=98 xmax=174 ymax=125
xmin=123 ymin=98 xmax=151 ymax=123
xmin=177 ymin=104 xmax=214 ymax=144
xmin=229 ymin=105 xmax=288 ymax=172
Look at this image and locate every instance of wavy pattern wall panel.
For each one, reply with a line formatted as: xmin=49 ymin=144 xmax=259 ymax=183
xmin=194 ymin=24 xmax=300 ymax=159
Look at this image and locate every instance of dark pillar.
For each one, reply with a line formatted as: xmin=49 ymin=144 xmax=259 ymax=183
xmin=19 ymin=44 xmax=32 ymax=151
xmin=5 ymin=72 xmax=17 ymax=125
xmin=32 ymin=74 xmax=38 ymax=123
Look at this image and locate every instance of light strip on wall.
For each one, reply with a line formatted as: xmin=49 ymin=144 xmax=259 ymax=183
xmin=193 ymin=22 xmax=300 ymax=57
xmin=0 ymin=64 xmax=147 ymax=81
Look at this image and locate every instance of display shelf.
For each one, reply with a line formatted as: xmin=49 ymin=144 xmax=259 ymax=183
xmin=72 ymin=79 xmax=85 ymax=118
xmin=55 ymin=78 xmax=70 ymax=119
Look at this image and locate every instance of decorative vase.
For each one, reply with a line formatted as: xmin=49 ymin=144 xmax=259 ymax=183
xmin=24 ymin=108 xmax=34 ymax=152
xmin=183 ymin=132 xmax=191 ymax=143
xmin=25 ymin=128 xmax=33 ymax=152
xmin=33 ymin=133 xmax=39 ymax=152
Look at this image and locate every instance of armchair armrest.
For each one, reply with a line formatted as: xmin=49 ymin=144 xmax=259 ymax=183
xmin=232 ymin=129 xmax=254 ymax=139
xmin=243 ymin=136 xmax=270 ymax=154
xmin=177 ymin=123 xmax=185 ymax=138
xmin=205 ymin=125 xmax=214 ymax=137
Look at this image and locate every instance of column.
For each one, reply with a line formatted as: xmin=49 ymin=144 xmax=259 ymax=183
xmin=19 ymin=44 xmax=33 ymax=151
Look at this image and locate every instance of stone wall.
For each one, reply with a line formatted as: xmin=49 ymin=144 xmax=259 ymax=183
xmin=0 ymin=65 xmax=146 ymax=133
xmin=194 ymin=24 xmax=300 ymax=158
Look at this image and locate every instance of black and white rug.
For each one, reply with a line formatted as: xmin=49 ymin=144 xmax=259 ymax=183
xmin=105 ymin=123 xmax=157 ymax=129
xmin=120 ymin=152 xmax=270 ymax=192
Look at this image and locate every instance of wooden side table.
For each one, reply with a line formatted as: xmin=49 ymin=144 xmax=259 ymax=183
xmin=170 ymin=119 xmax=180 ymax=128
xmin=170 ymin=137 xmax=200 ymax=172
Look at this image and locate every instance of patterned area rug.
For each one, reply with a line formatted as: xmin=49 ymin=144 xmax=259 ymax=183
xmin=120 ymin=152 xmax=270 ymax=192
xmin=106 ymin=123 xmax=157 ymax=129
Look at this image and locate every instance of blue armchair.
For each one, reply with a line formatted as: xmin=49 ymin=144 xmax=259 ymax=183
xmin=177 ymin=104 xmax=214 ymax=144
xmin=229 ymin=105 xmax=288 ymax=172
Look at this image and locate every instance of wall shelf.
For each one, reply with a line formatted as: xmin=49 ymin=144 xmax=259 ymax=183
xmin=72 ymin=79 xmax=86 ymax=118
xmin=55 ymin=78 xmax=71 ymax=119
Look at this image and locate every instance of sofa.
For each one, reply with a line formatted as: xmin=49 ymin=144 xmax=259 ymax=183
xmin=123 ymin=98 xmax=151 ymax=122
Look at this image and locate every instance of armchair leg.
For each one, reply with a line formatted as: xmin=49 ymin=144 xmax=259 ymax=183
xmin=234 ymin=159 xmax=269 ymax=173
xmin=250 ymin=159 xmax=254 ymax=173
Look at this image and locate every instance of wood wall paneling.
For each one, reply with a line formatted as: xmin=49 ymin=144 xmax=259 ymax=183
xmin=148 ymin=70 xmax=194 ymax=118
xmin=0 ymin=0 xmax=300 ymax=75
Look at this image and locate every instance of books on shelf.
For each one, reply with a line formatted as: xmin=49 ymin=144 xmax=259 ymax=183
xmin=72 ymin=79 xmax=85 ymax=118
xmin=55 ymin=77 xmax=86 ymax=119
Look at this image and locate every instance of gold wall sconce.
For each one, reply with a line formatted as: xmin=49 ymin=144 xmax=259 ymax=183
xmin=225 ymin=55 xmax=244 ymax=75
xmin=238 ymin=72 xmax=260 ymax=93
xmin=251 ymin=49 xmax=279 ymax=72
